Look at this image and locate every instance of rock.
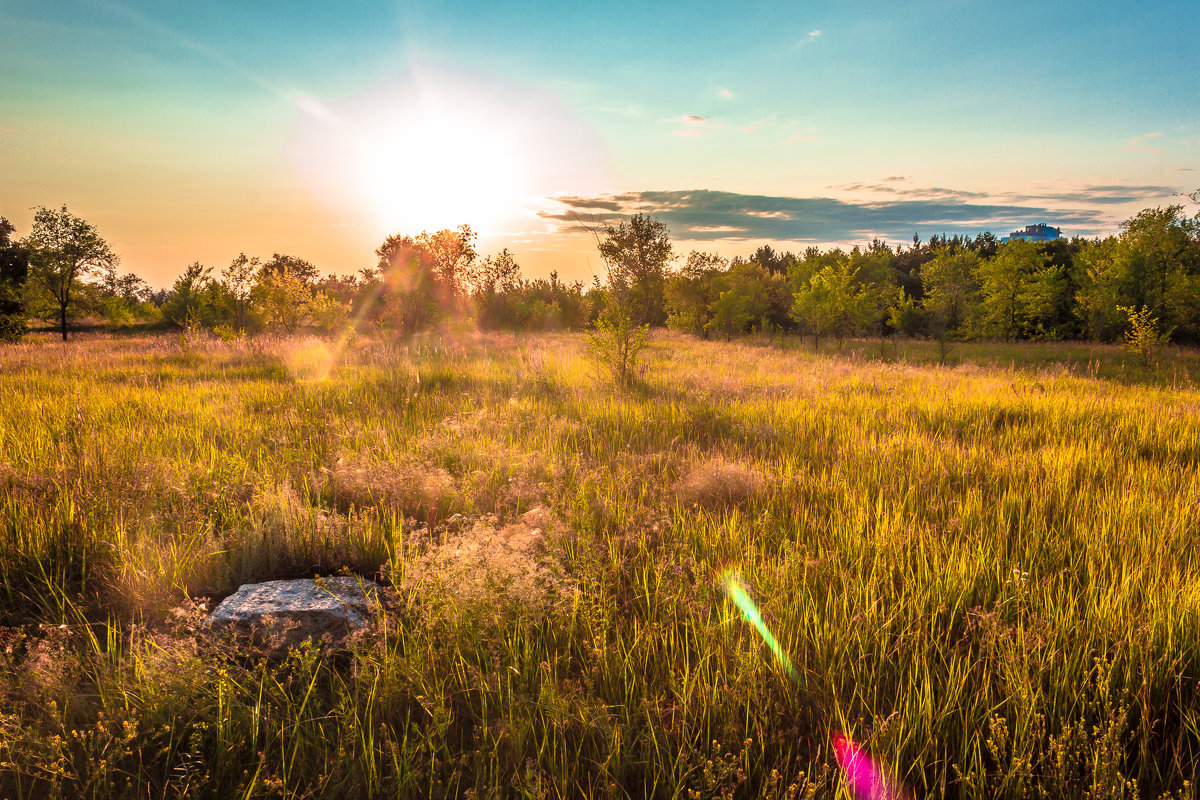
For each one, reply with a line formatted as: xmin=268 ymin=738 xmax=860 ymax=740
xmin=208 ymin=576 xmax=379 ymax=650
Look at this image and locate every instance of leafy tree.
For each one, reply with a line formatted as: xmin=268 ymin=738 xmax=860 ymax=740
xmin=587 ymin=292 xmax=649 ymax=388
xmin=163 ymin=262 xmax=220 ymax=327
xmin=222 ymin=254 xmax=260 ymax=331
xmin=23 ymin=205 xmax=117 ymax=340
xmin=417 ymin=225 xmax=478 ymax=299
xmin=707 ymin=260 xmax=772 ymax=340
xmin=666 ymin=251 xmax=726 ymax=337
xmin=920 ymin=247 xmax=981 ymax=343
xmin=0 ymin=218 xmax=29 ymax=342
xmin=977 ymin=239 xmax=1055 ymax=339
xmin=370 ymin=235 xmax=441 ymax=336
xmin=790 ymin=261 xmax=875 ymax=349
xmin=253 ymin=267 xmax=312 ymax=333
xmin=597 ymin=214 xmax=674 ymax=326
xmin=260 ymin=253 xmax=319 ymax=285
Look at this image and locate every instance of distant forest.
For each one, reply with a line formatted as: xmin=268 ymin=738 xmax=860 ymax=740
xmin=1 ymin=201 xmax=1198 ymax=348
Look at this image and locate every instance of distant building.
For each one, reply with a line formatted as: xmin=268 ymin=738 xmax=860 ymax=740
xmin=1002 ymin=223 xmax=1062 ymax=243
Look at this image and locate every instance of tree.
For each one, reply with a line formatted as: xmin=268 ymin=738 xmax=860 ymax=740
xmin=162 ymin=262 xmax=219 ymax=327
xmin=920 ymin=248 xmax=981 ymax=341
xmin=597 ymin=214 xmax=674 ymax=326
xmin=790 ymin=261 xmax=875 ymax=349
xmin=0 ymin=218 xmax=29 ymax=342
xmin=977 ymin=239 xmax=1055 ymax=339
xmin=666 ymin=251 xmax=726 ymax=338
xmin=416 ymin=225 xmax=477 ymax=299
xmin=253 ymin=266 xmax=312 ymax=332
xmin=260 ymin=253 xmax=319 ymax=285
xmin=23 ymin=205 xmax=117 ymax=340
xmin=222 ymin=254 xmax=261 ymax=331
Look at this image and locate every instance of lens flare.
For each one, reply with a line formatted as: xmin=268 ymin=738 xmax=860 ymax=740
xmin=719 ymin=569 xmax=796 ymax=679
xmin=833 ymin=732 xmax=905 ymax=800
xmin=719 ymin=569 xmax=907 ymax=800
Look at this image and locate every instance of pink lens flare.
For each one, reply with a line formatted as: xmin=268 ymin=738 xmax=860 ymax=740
xmin=832 ymin=732 xmax=905 ymax=800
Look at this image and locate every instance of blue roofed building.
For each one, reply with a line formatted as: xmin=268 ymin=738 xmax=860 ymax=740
xmin=1002 ymin=223 xmax=1062 ymax=243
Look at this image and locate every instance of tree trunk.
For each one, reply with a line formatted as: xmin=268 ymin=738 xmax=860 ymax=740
xmin=60 ymin=304 xmax=67 ymax=341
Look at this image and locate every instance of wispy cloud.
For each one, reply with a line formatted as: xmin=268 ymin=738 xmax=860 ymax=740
xmin=542 ymin=188 xmax=1143 ymax=245
xmin=717 ymin=86 xmax=735 ymax=100
xmin=794 ymin=29 xmax=823 ymax=48
xmin=1126 ymin=132 xmax=1164 ymax=153
xmin=0 ymin=127 xmax=17 ymax=134
xmin=677 ymin=115 xmax=709 ymax=137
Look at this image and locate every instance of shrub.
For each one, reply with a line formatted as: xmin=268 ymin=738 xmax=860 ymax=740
xmin=0 ymin=313 xmax=26 ymax=343
xmin=586 ymin=294 xmax=649 ymax=388
xmin=1119 ymin=304 xmax=1173 ymax=367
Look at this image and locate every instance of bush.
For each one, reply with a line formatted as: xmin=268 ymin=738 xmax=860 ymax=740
xmin=0 ymin=314 xmax=27 ymax=343
xmin=587 ymin=294 xmax=649 ymax=388
xmin=1120 ymin=305 xmax=1173 ymax=367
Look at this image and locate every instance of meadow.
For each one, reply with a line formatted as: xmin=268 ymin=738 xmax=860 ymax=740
xmin=1 ymin=329 xmax=1199 ymax=799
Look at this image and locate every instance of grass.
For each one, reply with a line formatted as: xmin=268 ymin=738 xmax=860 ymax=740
xmin=0 ymin=328 xmax=1199 ymax=798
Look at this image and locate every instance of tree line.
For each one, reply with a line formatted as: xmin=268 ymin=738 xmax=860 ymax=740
xmin=0 ymin=202 xmax=1197 ymax=351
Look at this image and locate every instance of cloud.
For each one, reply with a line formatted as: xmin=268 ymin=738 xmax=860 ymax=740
xmin=795 ymin=29 xmax=823 ymax=48
xmin=827 ymin=179 xmax=1176 ymax=206
xmin=677 ymin=115 xmax=709 ymax=137
xmin=1126 ymin=132 xmax=1164 ymax=153
xmin=689 ymin=225 xmax=748 ymax=233
xmin=717 ymin=87 xmax=735 ymax=100
xmin=788 ymin=134 xmax=818 ymax=142
xmin=541 ymin=188 xmax=1145 ymax=244
xmin=0 ymin=127 xmax=16 ymax=133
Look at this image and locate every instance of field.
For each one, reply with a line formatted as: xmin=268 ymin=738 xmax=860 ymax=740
xmin=1 ymin=329 xmax=1199 ymax=799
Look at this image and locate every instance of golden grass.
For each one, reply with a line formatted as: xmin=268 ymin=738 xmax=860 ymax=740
xmin=0 ymin=330 xmax=1197 ymax=798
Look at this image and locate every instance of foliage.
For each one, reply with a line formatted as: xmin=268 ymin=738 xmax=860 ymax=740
xmin=22 ymin=205 xmax=117 ymax=340
xmin=221 ymin=253 xmax=260 ymax=331
xmin=665 ymin=250 xmax=727 ymax=337
xmin=0 ymin=313 xmax=27 ymax=343
xmin=921 ymin=247 xmax=982 ymax=343
xmin=977 ymin=239 xmax=1057 ymax=339
xmin=252 ymin=267 xmax=312 ymax=333
xmin=162 ymin=262 xmax=221 ymax=328
xmin=597 ymin=213 xmax=674 ymax=326
xmin=1119 ymin=304 xmax=1173 ymax=367
xmin=259 ymin=252 xmax=319 ymax=285
xmin=789 ymin=260 xmax=876 ymax=348
xmin=0 ymin=218 xmax=28 ymax=342
xmin=587 ymin=290 xmax=650 ymax=387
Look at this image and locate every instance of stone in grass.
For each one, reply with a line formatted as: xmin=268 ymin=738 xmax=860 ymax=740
xmin=207 ymin=576 xmax=380 ymax=651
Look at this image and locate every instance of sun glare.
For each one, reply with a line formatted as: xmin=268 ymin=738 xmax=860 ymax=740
xmin=358 ymin=109 xmax=526 ymax=235
xmin=288 ymin=66 xmax=609 ymax=240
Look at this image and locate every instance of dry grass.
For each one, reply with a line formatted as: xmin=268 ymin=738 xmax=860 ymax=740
xmin=0 ymin=330 xmax=1198 ymax=798
xmin=676 ymin=457 xmax=767 ymax=510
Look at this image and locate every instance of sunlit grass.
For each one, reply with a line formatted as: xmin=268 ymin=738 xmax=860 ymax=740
xmin=0 ymin=329 xmax=1198 ymax=798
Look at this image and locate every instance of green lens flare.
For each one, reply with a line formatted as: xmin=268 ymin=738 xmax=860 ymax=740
xmin=721 ymin=570 xmax=797 ymax=680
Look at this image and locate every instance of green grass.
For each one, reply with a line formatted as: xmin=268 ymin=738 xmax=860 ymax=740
xmin=1 ymin=329 xmax=1198 ymax=799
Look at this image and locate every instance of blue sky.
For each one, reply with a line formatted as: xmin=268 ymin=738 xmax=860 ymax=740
xmin=1 ymin=0 xmax=1197 ymax=284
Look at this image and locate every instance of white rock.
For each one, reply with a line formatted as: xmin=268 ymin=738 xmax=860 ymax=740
xmin=208 ymin=576 xmax=379 ymax=649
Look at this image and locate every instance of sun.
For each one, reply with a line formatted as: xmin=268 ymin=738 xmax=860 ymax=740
xmin=356 ymin=107 xmax=528 ymax=235
xmin=288 ymin=65 xmax=609 ymax=241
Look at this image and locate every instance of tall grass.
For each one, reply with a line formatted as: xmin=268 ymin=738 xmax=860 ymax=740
xmin=0 ymin=329 xmax=1198 ymax=798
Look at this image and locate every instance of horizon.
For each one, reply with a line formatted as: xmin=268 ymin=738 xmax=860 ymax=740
xmin=2 ymin=0 xmax=1197 ymax=288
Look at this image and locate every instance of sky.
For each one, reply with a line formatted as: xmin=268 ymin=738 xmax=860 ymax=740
xmin=1 ymin=0 xmax=1197 ymax=287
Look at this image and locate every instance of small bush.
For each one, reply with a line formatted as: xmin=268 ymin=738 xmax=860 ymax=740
xmin=0 ymin=313 xmax=27 ymax=343
xmin=1119 ymin=304 xmax=1172 ymax=368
